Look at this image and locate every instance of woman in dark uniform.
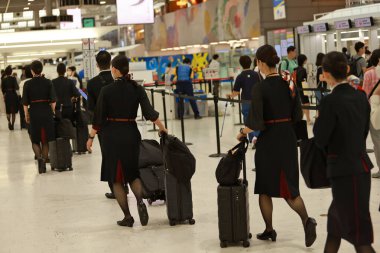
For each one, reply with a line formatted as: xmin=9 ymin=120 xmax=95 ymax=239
xmin=236 ymin=45 xmax=317 ymax=247
xmin=314 ymin=52 xmax=375 ymax=253
xmin=295 ymin=54 xmax=312 ymax=124
xmin=22 ymin=61 xmax=56 ymax=174
xmin=1 ymin=66 xmax=19 ymax=130
xmin=87 ymin=55 xmax=167 ymax=227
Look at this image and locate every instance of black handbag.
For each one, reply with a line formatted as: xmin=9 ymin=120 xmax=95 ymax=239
xmin=294 ymin=120 xmax=308 ymax=141
xmin=55 ymin=118 xmax=76 ymax=139
xmin=139 ymin=140 xmax=164 ymax=168
xmin=299 ymin=138 xmax=330 ymax=189
xmin=215 ymin=140 xmax=248 ymax=186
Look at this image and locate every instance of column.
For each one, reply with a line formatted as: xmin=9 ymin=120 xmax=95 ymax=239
xmin=45 ymin=0 xmax=52 ymax=16
xmin=369 ymin=28 xmax=379 ymax=50
xmin=336 ymin=31 xmax=342 ymax=52
xmin=326 ymin=33 xmax=336 ymax=52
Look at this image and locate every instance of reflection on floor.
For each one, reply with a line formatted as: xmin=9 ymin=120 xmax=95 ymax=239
xmin=0 ymin=108 xmax=378 ymax=253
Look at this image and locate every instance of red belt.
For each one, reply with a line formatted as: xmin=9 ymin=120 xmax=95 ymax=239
xmin=107 ymin=118 xmax=136 ymax=122
xmin=31 ymin=99 xmax=50 ymax=103
xmin=265 ymin=118 xmax=292 ymax=124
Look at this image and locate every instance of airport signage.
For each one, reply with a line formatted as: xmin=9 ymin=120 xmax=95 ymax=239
xmin=273 ymin=0 xmax=286 ymax=20
xmin=297 ymin=25 xmax=311 ymax=34
xmin=335 ymin=20 xmax=352 ymax=30
xmin=313 ymin=23 xmax=329 ymax=33
xmin=354 ymin=17 xmax=374 ymax=28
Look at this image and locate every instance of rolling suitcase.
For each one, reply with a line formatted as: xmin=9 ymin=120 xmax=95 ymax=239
xmin=140 ymin=165 xmax=166 ymax=205
xmin=165 ymin=171 xmax=195 ymax=226
xmin=217 ymin=143 xmax=251 ymax=248
xmin=72 ymin=126 xmax=89 ymax=154
xmin=49 ymin=138 xmax=73 ymax=172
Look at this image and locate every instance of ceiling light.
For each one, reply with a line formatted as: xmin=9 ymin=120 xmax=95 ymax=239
xmin=24 ymin=7 xmax=30 ymax=10
xmin=28 ymin=3 xmax=31 ymax=5
xmin=28 ymin=0 xmax=34 ymax=1
xmin=100 ymin=1 xmax=106 ymax=4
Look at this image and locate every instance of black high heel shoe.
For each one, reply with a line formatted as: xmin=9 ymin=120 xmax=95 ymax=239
xmin=137 ymin=201 xmax=149 ymax=226
xmin=117 ymin=216 xmax=134 ymax=227
xmin=304 ymin=217 xmax=317 ymax=247
xmin=37 ymin=158 xmax=47 ymax=174
xmin=257 ymin=230 xmax=277 ymax=242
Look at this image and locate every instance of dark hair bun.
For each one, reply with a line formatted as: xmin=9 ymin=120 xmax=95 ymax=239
xmin=111 ymin=55 xmax=130 ymax=77
xmin=256 ymin=45 xmax=280 ymax=68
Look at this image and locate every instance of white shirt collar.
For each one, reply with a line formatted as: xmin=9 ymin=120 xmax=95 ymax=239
xmin=331 ymin=81 xmax=347 ymax=91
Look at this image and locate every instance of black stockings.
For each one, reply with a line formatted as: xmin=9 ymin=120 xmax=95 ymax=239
xmin=32 ymin=143 xmax=49 ymax=160
xmin=113 ymin=183 xmax=131 ymax=218
xmin=259 ymin=195 xmax=273 ymax=231
xmin=6 ymin=114 xmax=16 ymax=125
xmin=324 ymin=234 xmax=375 ymax=253
xmin=285 ymin=196 xmax=309 ymax=225
xmin=113 ymin=178 xmax=146 ymax=218
xmin=259 ymin=195 xmax=310 ymax=231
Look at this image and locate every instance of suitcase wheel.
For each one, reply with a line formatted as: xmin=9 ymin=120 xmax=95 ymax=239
xmin=189 ymin=219 xmax=195 ymax=225
xmin=69 ymin=167 xmax=73 ymax=171
xmin=220 ymin=241 xmax=227 ymax=248
xmin=249 ymin=233 xmax=252 ymax=239
xmin=243 ymin=241 xmax=250 ymax=248
xmin=169 ymin=220 xmax=176 ymax=226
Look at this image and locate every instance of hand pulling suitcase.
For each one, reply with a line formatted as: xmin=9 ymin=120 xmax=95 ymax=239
xmin=49 ymin=138 xmax=73 ymax=172
xmin=140 ymin=165 xmax=166 ymax=205
xmin=165 ymin=171 xmax=195 ymax=226
xmin=217 ymin=144 xmax=251 ymax=248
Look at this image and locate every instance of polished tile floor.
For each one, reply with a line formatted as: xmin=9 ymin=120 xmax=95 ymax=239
xmin=0 ymin=109 xmax=379 ymax=253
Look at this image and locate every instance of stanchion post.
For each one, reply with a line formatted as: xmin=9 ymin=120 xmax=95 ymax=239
xmin=209 ymin=94 xmax=226 ymax=158
xmin=234 ymin=94 xmax=244 ymax=126
xmin=178 ymin=94 xmax=193 ymax=146
xmin=148 ymin=89 xmax=158 ymax=132
xmin=161 ymin=90 xmax=168 ymax=128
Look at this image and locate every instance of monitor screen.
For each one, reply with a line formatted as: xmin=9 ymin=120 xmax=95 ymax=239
xmin=116 ymin=0 xmax=154 ymax=25
xmin=297 ymin=25 xmax=311 ymax=34
xmin=82 ymin=17 xmax=95 ymax=28
xmin=354 ymin=17 xmax=374 ymax=28
xmin=335 ymin=20 xmax=352 ymax=30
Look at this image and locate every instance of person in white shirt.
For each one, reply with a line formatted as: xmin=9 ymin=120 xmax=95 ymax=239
xmin=19 ymin=66 xmax=33 ymax=129
xmin=209 ymin=54 xmax=221 ymax=95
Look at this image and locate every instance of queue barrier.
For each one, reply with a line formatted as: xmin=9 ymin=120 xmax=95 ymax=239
xmin=144 ymin=86 xmax=321 ymax=158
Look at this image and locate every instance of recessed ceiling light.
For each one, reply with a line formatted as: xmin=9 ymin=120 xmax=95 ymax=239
xmin=28 ymin=0 xmax=34 ymax=2
xmin=28 ymin=3 xmax=31 ymax=5
xmin=100 ymin=1 xmax=106 ymax=4
xmin=24 ymin=7 xmax=30 ymax=10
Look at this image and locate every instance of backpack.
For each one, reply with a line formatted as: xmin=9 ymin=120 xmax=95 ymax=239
xmin=160 ymin=134 xmax=196 ymax=183
xmin=215 ymin=140 xmax=248 ymax=186
xmin=278 ymin=59 xmax=289 ymax=75
xmin=348 ymin=56 xmax=363 ymax=77
xmin=139 ymin=140 xmax=164 ymax=168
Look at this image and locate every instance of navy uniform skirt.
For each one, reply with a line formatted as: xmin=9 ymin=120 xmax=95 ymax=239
xmin=327 ymin=172 xmax=374 ymax=246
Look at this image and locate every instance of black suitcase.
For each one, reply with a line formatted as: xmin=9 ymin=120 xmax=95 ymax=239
xmin=165 ymin=171 xmax=195 ymax=226
xmin=49 ymin=138 xmax=73 ymax=172
xmin=140 ymin=165 xmax=166 ymax=205
xmin=72 ymin=126 xmax=89 ymax=154
xmin=217 ymin=144 xmax=251 ymax=248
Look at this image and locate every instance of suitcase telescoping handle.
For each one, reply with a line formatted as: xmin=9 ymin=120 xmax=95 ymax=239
xmin=240 ymin=138 xmax=249 ymax=186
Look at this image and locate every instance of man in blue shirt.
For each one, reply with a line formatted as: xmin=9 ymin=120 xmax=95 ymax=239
xmin=227 ymin=55 xmax=261 ymax=142
xmin=176 ymin=58 xmax=202 ymax=119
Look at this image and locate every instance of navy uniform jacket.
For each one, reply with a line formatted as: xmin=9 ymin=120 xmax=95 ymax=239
xmin=313 ymin=83 xmax=373 ymax=178
xmin=87 ymin=71 xmax=114 ymax=112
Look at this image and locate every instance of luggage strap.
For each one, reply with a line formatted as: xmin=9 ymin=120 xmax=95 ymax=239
xmin=265 ymin=118 xmax=291 ymax=124
xmin=106 ymin=118 xmax=136 ymax=122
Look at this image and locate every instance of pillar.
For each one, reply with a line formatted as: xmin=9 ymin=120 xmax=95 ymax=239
xmin=369 ymin=28 xmax=379 ymax=50
xmin=326 ymin=33 xmax=336 ymax=52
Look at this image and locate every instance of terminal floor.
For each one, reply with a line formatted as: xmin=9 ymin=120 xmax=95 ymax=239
xmin=0 ymin=113 xmax=379 ymax=253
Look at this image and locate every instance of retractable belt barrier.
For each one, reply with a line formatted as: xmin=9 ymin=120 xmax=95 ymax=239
xmin=144 ymin=86 xmax=320 ymax=158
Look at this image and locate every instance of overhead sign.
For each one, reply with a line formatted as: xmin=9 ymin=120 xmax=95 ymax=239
xmin=313 ymin=23 xmax=329 ymax=33
xmin=335 ymin=20 xmax=352 ymax=30
xmin=273 ymin=0 xmax=286 ymax=20
xmin=297 ymin=25 xmax=311 ymax=34
xmin=117 ymin=0 xmax=154 ymax=25
xmin=354 ymin=17 xmax=374 ymax=28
